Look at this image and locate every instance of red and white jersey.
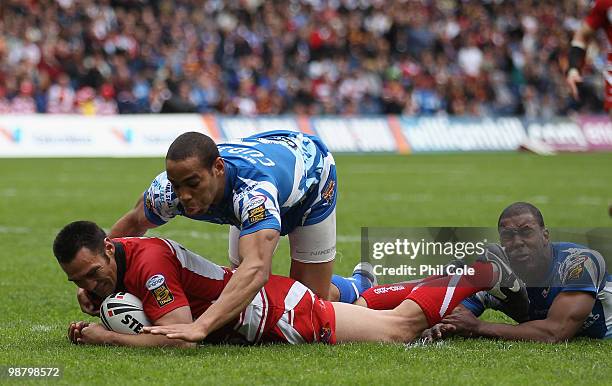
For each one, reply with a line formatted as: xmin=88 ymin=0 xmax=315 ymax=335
xmin=585 ymin=0 xmax=612 ymax=46
xmin=585 ymin=0 xmax=612 ymax=109
xmin=113 ymin=237 xmax=336 ymax=345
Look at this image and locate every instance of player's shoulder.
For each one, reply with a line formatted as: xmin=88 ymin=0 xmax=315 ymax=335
xmin=116 ymin=237 xmax=176 ymax=260
xmin=554 ymin=242 xmax=607 ymax=286
xmin=553 ymin=242 xmax=604 ymax=262
xmin=146 ymin=170 xmax=174 ymax=198
xmin=150 ymin=170 xmax=170 ymax=185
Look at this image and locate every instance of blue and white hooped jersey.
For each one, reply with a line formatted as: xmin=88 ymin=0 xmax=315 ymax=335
xmin=463 ymin=242 xmax=612 ymax=339
xmin=143 ymin=130 xmax=337 ymax=237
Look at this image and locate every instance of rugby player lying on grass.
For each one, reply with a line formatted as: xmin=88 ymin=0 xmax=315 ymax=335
xmin=55 ymin=221 xmax=523 ymax=347
xmin=422 ymin=202 xmax=612 ymax=343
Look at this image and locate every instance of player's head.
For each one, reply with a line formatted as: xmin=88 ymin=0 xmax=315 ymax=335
xmin=165 ymin=132 xmax=225 ymax=216
xmin=53 ymin=221 xmax=118 ymax=298
xmin=497 ymin=202 xmax=550 ymax=282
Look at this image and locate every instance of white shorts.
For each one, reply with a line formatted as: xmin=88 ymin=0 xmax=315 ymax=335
xmin=228 ymin=209 xmax=336 ymax=266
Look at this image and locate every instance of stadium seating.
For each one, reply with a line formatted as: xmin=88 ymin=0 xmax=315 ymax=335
xmin=0 ymin=0 xmax=605 ymax=115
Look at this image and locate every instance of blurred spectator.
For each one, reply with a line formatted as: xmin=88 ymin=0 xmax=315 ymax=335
xmin=96 ymin=83 xmax=118 ymax=115
xmin=0 ymin=0 xmax=606 ymax=116
xmin=10 ymin=80 xmax=37 ymax=114
xmin=47 ymin=73 xmax=75 ymax=114
xmin=0 ymin=87 xmax=10 ymax=114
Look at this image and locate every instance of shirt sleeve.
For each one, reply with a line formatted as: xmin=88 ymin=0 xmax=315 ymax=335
xmin=143 ymin=171 xmax=181 ymax=226
xmin=461 ymin=292 xmax=488 ymax=317
xmin=233 ymin=181 xmax=281 ymax=237
xmin=558 ymin=250 xmax=605 ymax=295
xmin=134 ymin=242 xmax=190 ymax=322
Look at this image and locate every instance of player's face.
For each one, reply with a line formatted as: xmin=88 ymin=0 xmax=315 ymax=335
xmin=61 ymin=239 xmax=118 ymax=298
xmin=166 ymin=156 xmax=224 ymax=216
xmin=498 ymin=213 xmax=550 ymax=282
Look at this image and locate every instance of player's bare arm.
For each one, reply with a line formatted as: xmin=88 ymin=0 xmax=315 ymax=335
xmin=442 ymin=292 xmax=595 ymax=343
xmin=69 ymin=306 xmax=195 ymax=348
xmin=108 ymin=194 xmax=158 ymax=238
xmin=144 ymin=228 xmax=279 ymax=341
xmin=566 ymin=22 xmax=595 ymax=100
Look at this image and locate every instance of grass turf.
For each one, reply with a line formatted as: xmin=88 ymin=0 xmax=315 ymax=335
xmin=0 ymin=153 xmax=611 ymax=385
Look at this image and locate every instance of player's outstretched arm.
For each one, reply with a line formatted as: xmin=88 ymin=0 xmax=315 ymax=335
xmin=69 ymin=306 xmax=196 ymax=348
xmin=108 ymin=194 xmax=158 ymax=238
xmin=144 ymin=229 xmax=279 ymax=342
xmin=442 ymin=292 xmax=595 ymax=343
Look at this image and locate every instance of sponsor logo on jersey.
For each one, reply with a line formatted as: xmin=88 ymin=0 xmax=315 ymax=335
xmin=145 ymin=193 xmax=154 ymax=212
xmin=146 ymin=274 xmax=166 ymax=290
xmin=151 ymin=283 xmax=174 ymax=307
xmin=319 ymin=324 xmax=333 ymax=344
xmin=321 ymin=179 xmax=335 ymax=204
xmin=246 ymin=195 xmax=266 ymax=209
xmin=146 ymin=274 xmax=175 ymax=306
xmin=373 ymin=284 xmax=406 ymax=295
xmin=264 ymin=136 xmax=298 ymax=150
xmin=559 ymin=255 xmax=588 ymax=284
xmin=245 ymin=195 xmax=267 ymax=224
xmin=248 ymin=204 xmax=266 ymax=224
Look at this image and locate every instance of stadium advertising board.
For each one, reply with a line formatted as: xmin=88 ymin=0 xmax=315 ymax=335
xmin=0 ymin=114 xmax=213 ymax=157
xmin=577 ymin=115 xmax=612 ymax=151
xmin=0 ymin=114 xmax=610 ymax=157
xmin=399 ymin=116 xmax=526 ymax=152
xmin=523 ymin=118 xmax=589 ymax=152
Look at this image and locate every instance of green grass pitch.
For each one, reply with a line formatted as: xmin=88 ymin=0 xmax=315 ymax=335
xmin=1 ymin=153 xmax=611 ymax=385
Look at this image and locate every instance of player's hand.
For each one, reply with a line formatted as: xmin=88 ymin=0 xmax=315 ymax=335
xmin=142 ymin=323 xmax=207 ymax=342
xmin=566 ymin=68 xmax=583 ymax=100
xmin=67 ymin=321 xmax=90 ymax=344
xmin=77 ymin=288 xmax=101 ymax=316
xmin=441 ymin=307 xmax=481 ymax=337
xmin=78 ymin=323 xmax=112 ymax=345
xmin=421 ymin=323 xmax=456 ymax=343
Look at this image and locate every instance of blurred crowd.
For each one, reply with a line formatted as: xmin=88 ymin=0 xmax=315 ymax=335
xmin=0 ymin=0 xmax=607 ymax=116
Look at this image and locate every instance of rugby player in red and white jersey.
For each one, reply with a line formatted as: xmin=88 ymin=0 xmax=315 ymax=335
xmin=566 ymin=0 xmax=612 ymax=111
xmin=55 ymin=221 xmax=521 ymax=347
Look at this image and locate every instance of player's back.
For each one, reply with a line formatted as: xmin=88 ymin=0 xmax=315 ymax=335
xmin=219 ymin=130 xmax=327 ymax=209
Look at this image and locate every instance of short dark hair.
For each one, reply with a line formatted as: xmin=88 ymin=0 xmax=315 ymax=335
xmin=497 ymin=202 xmax=545 ymax=228
xmin=53 ymin=221 xmax=106 ymax=264
xmin=166 ymin=132 xmax=219 ymax=169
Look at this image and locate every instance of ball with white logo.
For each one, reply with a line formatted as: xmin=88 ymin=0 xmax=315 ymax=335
xmin=99 ymin=292 xmax=151 ymax=334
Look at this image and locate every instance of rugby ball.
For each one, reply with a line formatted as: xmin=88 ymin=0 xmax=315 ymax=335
xmin=99 ymin=292 xmax=151 ymax=334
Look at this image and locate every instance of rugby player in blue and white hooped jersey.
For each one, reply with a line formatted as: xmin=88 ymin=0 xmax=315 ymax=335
xmin=423 ymin=202 xmax=612 ymax=342
xmin=76 ymin=130 xmax=375 ymax=342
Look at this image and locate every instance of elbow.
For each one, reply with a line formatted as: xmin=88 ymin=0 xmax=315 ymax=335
xmin=540 ymin=327 xmax=572 ymax=344
xmin=543 ymin=333 xmax=571 ymax=344
xmin=543 ymin=336 xmax=565 ymax=344
xmin=253 ymin=268 xmax=269 ymax=288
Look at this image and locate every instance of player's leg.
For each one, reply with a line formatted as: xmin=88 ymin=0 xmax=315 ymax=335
xmin=335 ymin=263 xmax=498 ymax=342
xmin=333 ymin=300 xmax=426 ymax=343
xmin=289 ymin=210 xmax=375 ymax=301
xmin=288 ymin=211 xmax=336 ymax=300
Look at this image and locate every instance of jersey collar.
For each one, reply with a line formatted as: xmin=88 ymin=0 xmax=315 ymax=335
xmin=113 ymin=241 xmax=127 ymax=292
